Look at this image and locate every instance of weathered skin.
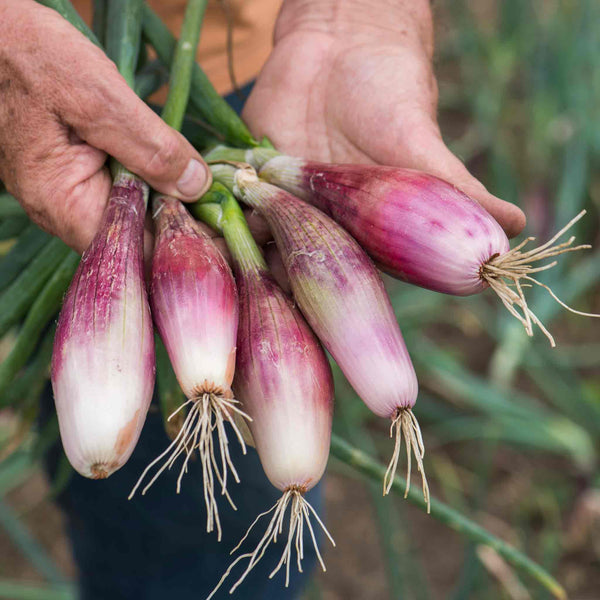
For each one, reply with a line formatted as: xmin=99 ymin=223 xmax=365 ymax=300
xmin=52 ymin=174 xmax=155 ymax=479
xmin=236 ymin=174 xmax=418 ymax=419
xmin=259 ymin=157 xmax=511 ymax=296
xmin=233 ymin=263 xmax=333 ymax=492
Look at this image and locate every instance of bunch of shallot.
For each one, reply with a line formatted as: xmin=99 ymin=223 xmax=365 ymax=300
xmin=45 ymin=1 xmax=600 ymax=597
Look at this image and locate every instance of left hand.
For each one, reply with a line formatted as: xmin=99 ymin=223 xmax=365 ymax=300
xmin=243 ymin=0 xmax=525 ymax=238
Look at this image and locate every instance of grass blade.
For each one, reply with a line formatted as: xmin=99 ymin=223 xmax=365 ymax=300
xmin=330 ymin=434 xmax=567 ymax=600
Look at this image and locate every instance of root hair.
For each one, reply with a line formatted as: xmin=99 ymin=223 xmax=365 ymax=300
xmin=207 ymin=488 xmax=334 ymax=598
xmin=129 ymin=392 xmax=250 ymax=541
xmin=384 ymin=408 xmax=430 ymax=513
xmin=482 ymin=210 xmax=599 ymax=346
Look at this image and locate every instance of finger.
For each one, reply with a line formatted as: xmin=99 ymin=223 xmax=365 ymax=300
xmin=374 ymin=116 xmax=526 ymax=238
xmin=59 ymin=166 xmax=113 ymax=253
xmin=62 ymin=71 xmax=212 ymax=202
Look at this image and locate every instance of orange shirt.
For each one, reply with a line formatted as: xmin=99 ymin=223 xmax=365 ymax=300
xmin=73 ymin=0 xmax=282 ymax=94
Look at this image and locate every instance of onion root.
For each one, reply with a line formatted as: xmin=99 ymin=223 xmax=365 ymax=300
xmin=384 ymin=408 xmax=430 ymax=513
xmin=129 ymin=392 xmax=250 ymax=541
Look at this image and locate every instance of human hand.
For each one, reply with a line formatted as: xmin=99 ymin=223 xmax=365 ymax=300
xmin=243 ymin=0 xmax=525 ymax=237
xmin=0 ymin=0 xmax=211 ymax=254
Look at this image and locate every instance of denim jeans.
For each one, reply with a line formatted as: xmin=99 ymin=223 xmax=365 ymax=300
xmin=43 ymin=395 xmax=321 ymax=600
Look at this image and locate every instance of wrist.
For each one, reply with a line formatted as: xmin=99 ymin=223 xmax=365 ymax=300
xmin=276 ymin=0 xmax=433 ymax=51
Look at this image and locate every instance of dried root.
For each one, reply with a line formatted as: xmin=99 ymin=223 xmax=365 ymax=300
xmin=384 ymin=407 xmax=430 ymax=513
xmin=481 ymin=210 xmax=599 ymax=346
xmin=129 ymin=392 xmax=250 ymax=541
xmin=207 ymin=488 xmax=335 ymax=599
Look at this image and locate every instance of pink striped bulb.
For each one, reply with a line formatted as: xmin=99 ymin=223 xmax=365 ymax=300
xmin=231 ymin=168 xmax=428 ymax=507
xmin=130 ymin=195 xmax=241 ymax=541
xmin=51 ymin=173 xmax=155 ymax=479
xmin=233 ymin=267 xmax=333 ymax=493
xmin=151 ymin=197 xmax=237 ymax=398
xmin=258 ymin=157 xmax=510 ymax=296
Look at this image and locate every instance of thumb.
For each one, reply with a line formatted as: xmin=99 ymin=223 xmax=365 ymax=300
xmin=419 ymin=134 xmax=526 ymax=238
xmin=66 ymin=77 xmax=211 ymax=202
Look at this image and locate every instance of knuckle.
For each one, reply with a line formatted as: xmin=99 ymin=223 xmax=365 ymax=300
xmin=66 ymin=92 xmax=108 ymax=134
xmin=145 ymin=132 xmax=181 ymax=180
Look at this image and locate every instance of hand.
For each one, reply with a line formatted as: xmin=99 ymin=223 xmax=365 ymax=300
xmin=0 ymin=0 xmax=212 ymax=253
xmin=243 ymin=0 xmax=525 ymax=238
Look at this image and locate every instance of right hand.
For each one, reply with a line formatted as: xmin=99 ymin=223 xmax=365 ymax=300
xmin=0 ymin=0 xmax=212 ymax=253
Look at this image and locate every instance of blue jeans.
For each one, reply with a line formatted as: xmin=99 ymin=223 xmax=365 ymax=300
xmin=43 ymin=396 xmax=321 ymax=600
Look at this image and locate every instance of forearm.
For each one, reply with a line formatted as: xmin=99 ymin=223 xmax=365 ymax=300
xmin=276 ymin=0 xmax=433 ymax=53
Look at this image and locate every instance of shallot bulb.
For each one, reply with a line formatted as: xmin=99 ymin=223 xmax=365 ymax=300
xmin=52 ymin=168 xmax=154 ymax=479
xmin=129 ymin=194 xmax=242 ymax=540
xmin=207 ymin=192 xmax=334 ymax=596
xmin=212 ymin=164 xmax=429 ymax=507
xmin=257 ymin=155 xmax=598 ymax=346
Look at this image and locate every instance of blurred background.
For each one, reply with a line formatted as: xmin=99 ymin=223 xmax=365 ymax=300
xmin=1 ymin=0 xmax=599 ymax=598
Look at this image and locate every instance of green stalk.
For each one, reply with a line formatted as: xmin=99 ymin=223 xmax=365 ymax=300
xmin=0 ymin=225 xmax=51 ymax=292
xmin=37 ymin=0 xmax=101 ymax=46
xmin=0 ymin=237 xmax=70 ymax=339
xmin=155 ymin=335 xmax=187 ymax=440
xmin=104 ymin=0 xmax=148 ymax=189
xmin=329 ymin=434 xmax=567 ymax=600
xmin=106 ymin=0 xmax=143 ymax=89
xmin=208 ymin=163 xmax=237 ymax=190
xmin=134 ymin=59 xmax=169 ymax=99
xmin=0 ymin=252 xmax=79 ymax=398
xmin=204 ymin=145 xmax=279 ymax=167
xmin=141 ymin=4 xmax=257 ymax=147
xmin=146 ymin=103 xmax=221 ymax=150
xmin=203 ymin=145 xmax=250 ymax=164
xmin=190 ymin=201 xmax=223 ymax=233
xmin=196 ymin=181 xmax=232 ymax=208
xmin=0 ymin=218 xmax=28 ymax=241
xmin=0 ymin=325 xmax=55 ymax=410
xmin=189 ymin=181 xmax=236 ymax=230
xmin=180 ymin=116 xmax=221 ymax=151
xmin=220 ymin=188 xmax=266 ymax=272
xmin=161 ymin=0 xmax=208 ymax=131
xmin=0 ymin=194 xmax=26 ymax=219
xmin=92 ymin=0 xmax=108 ymax=46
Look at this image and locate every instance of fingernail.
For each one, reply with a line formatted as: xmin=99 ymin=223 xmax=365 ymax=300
xmin=176 ymin=159 xmax=208 ymax=198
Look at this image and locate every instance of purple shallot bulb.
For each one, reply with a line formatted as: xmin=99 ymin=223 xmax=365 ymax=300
xmin=51 ymin=167 xmax=155 ymax=479
xmin=215 ymin=164 xmax=429 ymax=508
xmin=128 ymin=194 xmax=243 ymax=541
xmin=206 ymin=192 xmax=335 ymax=597
xmin=257 ymin=155 xmax=598 ymax=346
